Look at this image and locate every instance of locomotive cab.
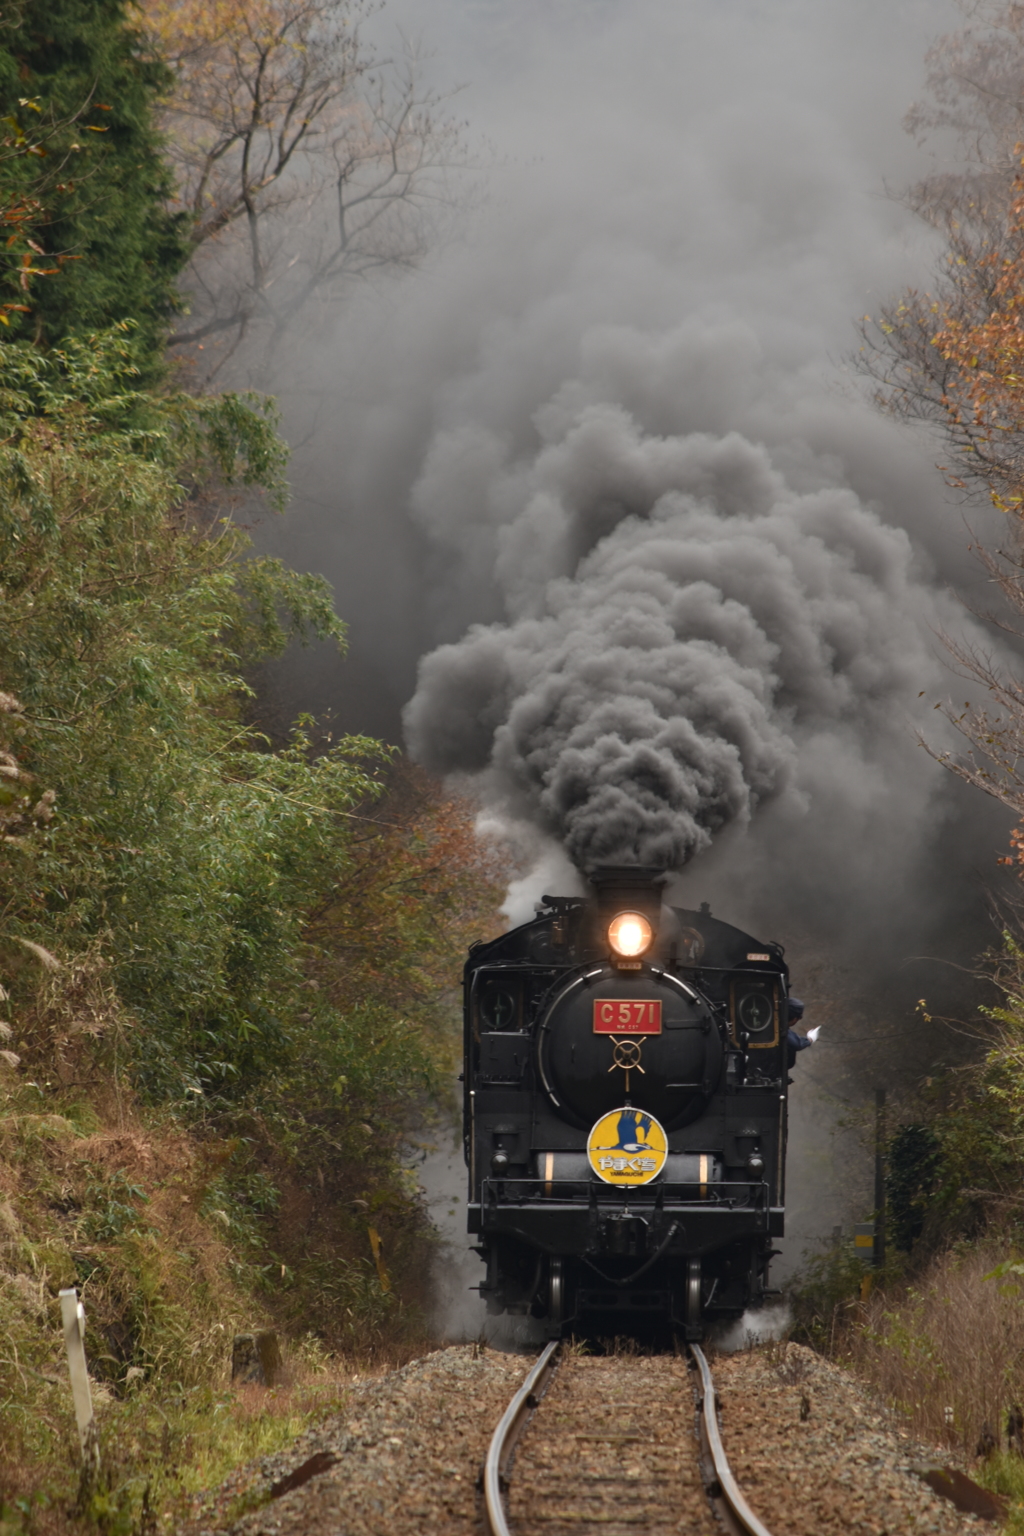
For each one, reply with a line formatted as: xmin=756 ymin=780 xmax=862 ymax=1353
xmin=464 ymin=865 xmax=790 ymax=1337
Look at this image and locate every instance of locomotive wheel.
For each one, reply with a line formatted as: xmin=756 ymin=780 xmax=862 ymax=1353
xmin=549 ymin=1255 xmax=565 ymax=1324
xmin=684 ymin=1256 xmax=702 ymax=1336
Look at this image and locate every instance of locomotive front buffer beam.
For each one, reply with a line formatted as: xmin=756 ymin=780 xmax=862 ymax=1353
xmin=468 ymin=1182 xmax=784 ymax=1255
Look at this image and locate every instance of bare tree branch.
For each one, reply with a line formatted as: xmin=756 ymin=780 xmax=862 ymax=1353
xmin=853 ymin=4 xmax=1024 ymax=861
xmin=143 ymin=0 xmax=474 ymax=382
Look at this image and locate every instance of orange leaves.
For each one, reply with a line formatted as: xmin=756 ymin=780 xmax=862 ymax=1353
xmin=145 ymin=0 xmax=315 ymax=51
xmin=302 ymin=764 xmax=503 ymax=1024
xmin=998 ymin=823 xmax=1024 ymax=871
xmin=905 ymin=157 xmax=1024 ymax=515
xmin=0 ymin=95 xmax=103 ymax=319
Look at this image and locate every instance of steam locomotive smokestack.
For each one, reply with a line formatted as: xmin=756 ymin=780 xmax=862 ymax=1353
xmin=588 ymin=864 xmax=665 ymax=927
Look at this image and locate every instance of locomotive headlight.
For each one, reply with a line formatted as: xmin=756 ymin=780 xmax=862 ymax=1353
xmin=608 ymin=911 xmax=653 ymax=958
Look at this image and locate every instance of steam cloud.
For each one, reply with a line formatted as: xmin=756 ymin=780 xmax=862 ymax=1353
xmin=405 ymin=390 xmax=952 ymax=875
xmin=260 ymin=0 xmax=1008 ymax=947
xmin=270 ymin=0 xmax=1010 ymax=1314
xmin=269 ymin=0 xmax=997 ymax=920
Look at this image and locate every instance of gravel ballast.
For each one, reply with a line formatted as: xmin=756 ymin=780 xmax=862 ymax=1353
xmin=188 ymin=1345 xmax=527 ymax=1536
xmin=183 ymin=1341 xmax=995 ymax=1535
xmin=713 ymin=1342 xmax=988 ymax=1535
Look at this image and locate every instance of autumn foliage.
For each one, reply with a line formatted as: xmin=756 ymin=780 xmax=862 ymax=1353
xmin=925 ymin=163 xmax=1024 ymax=514
xmin=138 ymin=0 xmax=469 ymax=379
xmin=862 ymin=116 xmax=1024 ymax=859
xmin=0 ymin=5 xmax=493 ymax=1522
xmin=0 ymin=0 xmax=189 ymax=373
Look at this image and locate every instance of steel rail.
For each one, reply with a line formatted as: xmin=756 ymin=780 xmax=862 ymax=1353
xmin=483 ymin=1338 xmax=772 ymax=1536
xmin=483 ymin=1340 xmax=561 ymax=1536
xmin=690 ymin=1342 xmax=773 ymax=1536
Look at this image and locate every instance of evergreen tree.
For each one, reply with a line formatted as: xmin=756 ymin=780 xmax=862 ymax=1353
xmin=0 ymin=0 xmax=188 ymax=376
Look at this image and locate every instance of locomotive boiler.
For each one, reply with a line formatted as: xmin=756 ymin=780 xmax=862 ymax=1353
xmin=463 ymin=865 xmax=791 ymax=1337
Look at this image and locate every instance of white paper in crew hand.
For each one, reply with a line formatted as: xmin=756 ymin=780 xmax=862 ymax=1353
xmin=806 ymin=1026 xmax=821 ymax=1043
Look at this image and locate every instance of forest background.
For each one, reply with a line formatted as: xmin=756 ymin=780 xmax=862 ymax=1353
xmin=11 ymin=0 xmax=1024 ymax=1532
xmin=0 ymin=1 xmax=501 ymax=1529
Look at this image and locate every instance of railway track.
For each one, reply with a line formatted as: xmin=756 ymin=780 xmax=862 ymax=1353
xmin=483 ymin=1340 xmax=772 ymax=1536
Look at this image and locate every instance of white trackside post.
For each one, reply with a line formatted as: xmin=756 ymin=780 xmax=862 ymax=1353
xmin=59 ymin=1287 xmax=99 ymax=1468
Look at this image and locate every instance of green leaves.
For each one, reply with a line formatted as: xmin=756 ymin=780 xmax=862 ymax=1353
xmin=982 ymin=1258 xmax=1024 ymax=1291
xmin=237 ymin=558 xmax=347 ymax=656
xmin=0 ymin=314 xmax=500 ymax=1388
xmin=0 ymin=322 xmax=375 ymax=1100
xmin=0 ymin=0 xmax=191 ymax=377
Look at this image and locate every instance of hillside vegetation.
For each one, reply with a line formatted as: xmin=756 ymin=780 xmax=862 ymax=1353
xmin=0 ymin=6 xmax=497 ymax=1530
xmin=789 ymin=9 xmax=1024 ymax=1529
xmin=15 ymin=0 xmax=1024 ymax=1533
xmin=0 ymin=320 xmax=496 ymax=1536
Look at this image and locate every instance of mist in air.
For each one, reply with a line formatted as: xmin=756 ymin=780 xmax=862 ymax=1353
xmin=253 ymin=0 xmax=1016 ymax=1308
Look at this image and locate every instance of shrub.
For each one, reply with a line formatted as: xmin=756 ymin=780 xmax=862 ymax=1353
xmin=848 ymin=1243 xmax=1024 ymax=1461
xmin=0 ymin=0 xmax=190 ymax=373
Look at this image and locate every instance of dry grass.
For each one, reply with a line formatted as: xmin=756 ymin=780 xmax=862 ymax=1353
xmin=0 ymin=1343 xmax=386 ymax=1536
xmin=846 ymin=1243 xmax=1024 ymax=1459
xmin=0 ymin=1054 xmax=435 ymax=1535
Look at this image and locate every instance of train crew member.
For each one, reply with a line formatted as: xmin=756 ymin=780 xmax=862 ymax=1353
xmin=786 ymin=997 xmax=818 ymax=1068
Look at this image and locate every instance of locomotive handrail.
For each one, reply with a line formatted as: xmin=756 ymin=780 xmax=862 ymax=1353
xmin=690 ymin=1343 xmax=773 ymax=1536
xmin=483 ymin=1339 xmax=561 ymax=1536
xmin=469 ymin=959 xmax=785 ymax=976
xmin=677 ymin=963 xmax=785 ymax=974
xmin=478 ymin=1174 xmax=766 ymax=1204
xmin=479 ymin=1174 xmax=758 ymax=1187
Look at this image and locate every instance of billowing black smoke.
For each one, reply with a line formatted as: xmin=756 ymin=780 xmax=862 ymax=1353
xmin=260 ymin=0 xmax=997 ymax=934
xmin=404 ymin=383 xmax=964 ymax=887
xmin=252 ymin=3 xmax=1013 ymax=979
xmin=252 ymin=0 xmax=1015 ymax=1305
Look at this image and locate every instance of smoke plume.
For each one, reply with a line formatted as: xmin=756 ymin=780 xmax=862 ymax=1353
xmin=260 ymin=0 xmax=1005 ymax=935
xmin=249 ymin=0 xmax=1018 ymax=1304
xmin=404 ymin=392 xmax=958 ymax=881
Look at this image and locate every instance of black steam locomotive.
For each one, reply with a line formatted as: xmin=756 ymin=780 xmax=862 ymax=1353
xmin=463 ymin=866 xmax=791 ymax=1337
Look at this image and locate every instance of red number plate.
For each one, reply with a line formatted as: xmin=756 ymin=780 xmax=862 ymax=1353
xmin=592 ymin=999 xmax=663 ymax=1035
